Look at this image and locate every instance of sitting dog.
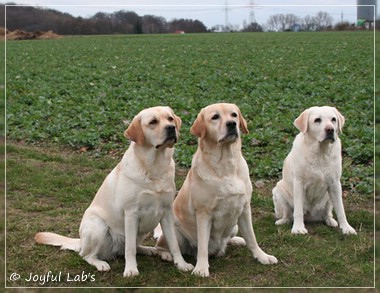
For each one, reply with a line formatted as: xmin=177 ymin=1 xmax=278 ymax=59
xmin=155 ymin=103 xmax=278 ymax=277
xmin=35 ymin=106 xmax=194 ymax=277
xmin=272 ymin=106 xmax=357 ymax=235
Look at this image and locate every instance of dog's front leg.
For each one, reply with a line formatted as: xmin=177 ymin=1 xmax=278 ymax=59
xmin=328 ymin=182 xmax=357 ymax=235
xmin=123 ymin=215 xmax=139 ymax=277
xmin=238 ymin=204 xmax=278 ymax=264
xmin=192 ymin=213 xmax=212 ymax=277
xmin=292 ymin=178 xmax=308 ymax=234
xmin=160 ymin=209 xmax=194 ymax=272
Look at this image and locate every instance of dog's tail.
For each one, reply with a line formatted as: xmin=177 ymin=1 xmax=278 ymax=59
xmin=35 ymin=232 xmax=81 ymax=252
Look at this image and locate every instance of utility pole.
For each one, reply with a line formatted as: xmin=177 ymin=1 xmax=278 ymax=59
xmin=224 ymin=0 xmax=229 ymax=31
xmin=249 ymin=0 xmax=256 ymax=24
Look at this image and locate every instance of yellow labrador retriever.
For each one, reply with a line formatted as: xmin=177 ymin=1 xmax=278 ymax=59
xmin=272 ymin=106 xmax=357 ymax=235
xmin=35 ymin=106 xmax=194 ymax=277
xmin=155 ymin=103 xmax=278 ymax=277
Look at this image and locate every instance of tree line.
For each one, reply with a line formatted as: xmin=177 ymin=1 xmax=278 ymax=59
xmin=215 ymin=11 xmax=357 ymax=33
xmin=266 ymin=11 xmax=353 ymax=32
xmin=1 ymin=4 xmax=365 ymax=35
xmin=1 ymin=4 xmax=208 ymax=34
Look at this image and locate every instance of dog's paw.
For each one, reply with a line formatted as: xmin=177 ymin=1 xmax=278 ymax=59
xmin=258 ymin=254 xmax=278 ymax=265
xmin=85 ymin=257 xmax=111 ymax=272
xmin=96 ymin=261 xmax=111 ymax=271
xmin=291 ymin=225 xmax=308 ymax=235
xmin=254 ymin=249 xmax=278 ymax=265
xmin=123 ymin=267 xmax=139 ymax=277
xmin=228 ymin=236 xmax=246 ymax=246
xmin=95 ymin=261 xmax=111 ymax=272
xmin=159 ymin=251 xmax=173 ymax=262
xmin=275 ymin=218 xmax=291 ymax=225
xmin=192 ymin=266 xmax=209 ymax=277
xmin=341 ymin=224 xmax=357 ymax=235
xmin=176 ymin=261 xmax=194 ymax=272
xmin=325 ymin=217 xmax=338 ymax=227
xmin=267 ymin=254 xmax=278 ymax=264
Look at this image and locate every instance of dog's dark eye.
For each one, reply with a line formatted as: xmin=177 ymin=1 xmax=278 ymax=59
xmin=332 ymin=117 xmax=337 ymax=123
xmin=314 ymin=118 xmax=321 ymax=123
xmin=149 ymin=119 xmax=158 ymax=125
xmin=231 ymin=112 xmax=238 ymax=118
xmin=168 ymin=116 xmax=174 ymax=122
xmin=211 ymin=114 xmax=220 ymax=120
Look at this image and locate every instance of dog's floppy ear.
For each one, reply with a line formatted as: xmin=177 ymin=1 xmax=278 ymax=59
xmin=124 ymin=115 xmax=144 ymax=145
xmin=166 ymin=106 xmax=182 ymax=131
xmin=238 ymin=109 xmax=249 ymax=134
xmin=294 ymin=109 xmax=309 ymax=133
xmin=333 ymin=107 xmax=345 ymax=133
xmin=173 ymin=113 xmax=182 ymax=131
xmin=191 ymin=108 xmax=206 ymax=139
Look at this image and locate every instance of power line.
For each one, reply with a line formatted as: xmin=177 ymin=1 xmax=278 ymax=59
xmin=224 ymin=0 xmax=230 ymax=30
xmin=248 ymin=0 xmax=256 ymax=24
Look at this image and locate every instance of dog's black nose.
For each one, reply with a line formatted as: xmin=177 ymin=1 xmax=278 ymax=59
xmin=326 ymin=128 xmax=334 ymax=134
xmin=325 ymin=128 xmax=334 ymax=139
xmin=226 ymin=121 xmax=237 ymax=129
xmin=165 ymin=125 xmax=176 ymax=133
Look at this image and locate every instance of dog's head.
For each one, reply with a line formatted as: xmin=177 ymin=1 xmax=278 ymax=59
xmin=294 ymin=106 xmax=345 ymax=143
xmin=191 ymin=103 xmax=248 ymax=144
xmin=124 ymin=106 xmax=182 ymax=149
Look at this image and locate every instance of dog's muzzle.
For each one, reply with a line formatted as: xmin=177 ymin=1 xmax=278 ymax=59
xmin=156 ymin=125 xmax=177 ymax=149
xmin=219 ymin=121 xmax=238 ymax=143
xmin=323 ymin=128 xmax=335 ymax=143
xmin=165 ymin=125 xmax=177 ymax=140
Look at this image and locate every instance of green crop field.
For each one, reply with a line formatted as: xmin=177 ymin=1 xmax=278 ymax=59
xmin=5 ymin=32 xmax=375 ymax=289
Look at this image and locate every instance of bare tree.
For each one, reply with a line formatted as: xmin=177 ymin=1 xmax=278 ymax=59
xmin=266 ymin=14 xmax=282 ymax=31
xmin=169 ymin=18 xmax=207 ymax=33
xmin=267 ymin=11 xmax=334 ymax=32
xmin=90 ymin=12 xmax=112 ymax=34
xmin=242 ymin=22 xmax=263 ymax=32
xmin=284 ymin=14 xmax=300 ymax=30
xmin=2 ymin=5 xmax=207 ymax=35
xmin=111 ymin=11 xmax=140 ymax=33
xmin=314 ymin=11 xmax=334 ymax=30
xmin=267 ymin=13 xmax=300 ymax=31
xmin=302 ymin=15 xmax=317 ymax=31
xmin=142 ymin=15 xmax=167 ymax=34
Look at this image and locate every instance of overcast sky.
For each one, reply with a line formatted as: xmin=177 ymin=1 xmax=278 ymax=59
xmin=6 ymin=0 xmax=377 ymax=29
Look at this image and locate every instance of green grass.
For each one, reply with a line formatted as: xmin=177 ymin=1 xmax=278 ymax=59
xmin=6 ymin=33 xmax=374 ymax=178
xmin=5 ymin=143 xmax=374 ymax=288
xmin=5 ymin=32 xmax=375 ymax=288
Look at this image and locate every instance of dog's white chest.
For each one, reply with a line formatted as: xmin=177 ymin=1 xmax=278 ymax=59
xmin=305 ymin=158 xmax=336 ymax=186
xmin=136 ymin=190 xmax=171 ymax=233
xmin=215 ymin=177 xmax=245 ymax=200
xmin=119 ymin=174 xmax=175 ymax=232
xmin=303 ymin=160 xmax=337 ymax=208
xmin=212 ymin=177 xmax=246 ymax=226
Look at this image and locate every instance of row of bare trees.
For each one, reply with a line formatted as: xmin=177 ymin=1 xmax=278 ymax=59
xmin=266 ymin=11 xmax=335 ymax=32
xmin=212 ymin=10 xmax=352 ymax=33
xmin=1 ymin=4 xmax=208 ymax=34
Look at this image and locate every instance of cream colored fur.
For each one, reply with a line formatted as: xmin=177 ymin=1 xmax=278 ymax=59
xmin=35 ymin=106 xmax=194 ymax=277
xmin=272 ymin=106 xmax=357 ymax=235
xmin=155 ymin=103 xmax=277 ymax=277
